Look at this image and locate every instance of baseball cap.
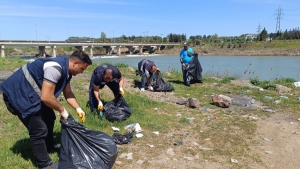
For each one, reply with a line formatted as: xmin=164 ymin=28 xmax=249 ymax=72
xmin=183 ymin=42 xmax=188 ymax=46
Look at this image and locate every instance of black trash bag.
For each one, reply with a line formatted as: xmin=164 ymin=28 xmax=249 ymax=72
xmin=186 ymin=54 xmax=203 ymax=82
xmin=103 ymin=94 xmax=131 ymax=122
xmin=112 ymin=132 xmax=133 ymax=144
xmin=153 ymin=71 xmax=174 ymax=92
xmin=58 ymin=115 xmax=118 ymax=169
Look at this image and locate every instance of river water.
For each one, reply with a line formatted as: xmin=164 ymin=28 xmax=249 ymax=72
xmin=13 ymin=54 xmax=300 ymax=81
xmin=91 ymin=55 xmax=300 ymax=81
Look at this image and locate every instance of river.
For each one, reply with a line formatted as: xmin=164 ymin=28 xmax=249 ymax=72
xmin=14 ymin=54 xmax=300 ymax=81
xmin=90 ymin=55 xmax=300 ymax=81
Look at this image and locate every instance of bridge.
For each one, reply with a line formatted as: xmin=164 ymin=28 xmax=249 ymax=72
xmin=0 ymin=40 xmax=180 ymax=58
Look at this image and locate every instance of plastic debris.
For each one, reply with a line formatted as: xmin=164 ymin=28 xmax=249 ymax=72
xmin=153 ymin=131 xmax=159 ymax=135
xmin=265 ymin=151 xmax=274 ymax=154
xmin=274 ymin=100 xmax=281 ymax=104
xmin=112 ymin=127 xmax=120 ymax=132
xmin=136 ymin=133 xmax=144 ymax=138
xmin=263 ymin=138 xmax=271 ymax=142
xmin=230 ymin=158 xmax=238 ymax=163
xmin=280 ymin=96 xmax=288 ymax=99
xmin=265 ymin=96 xmax=273 ymax=100
xmin=263 ymin=108 xmax=275 ymax=113
xmin=249 ymin=99 xmax=255 ymax=104
xmin=174 ymin=141 xmax=182 ymax=145
xmin=294 ymin=81 xmax=300 ymax=87
xmin=147 ymin=144 xmax=155 ymax=148
xmin=124 ymin=123 xmax=143 ymax=133
xmin=259 ymin=88 xmax=264 ymax=92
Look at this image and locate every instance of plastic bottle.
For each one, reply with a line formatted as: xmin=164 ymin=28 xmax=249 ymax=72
xmin=263 ymin=108 xmax=275 ymax=113
xmin=264 ymin=96 xmax=273 ymax=100
xmin=249 ymin=99 xmax=255 ymax=104
xmin=279 ymin=96 xmax=288 ymax=99
xmin=274 ymin=100 xmax=281 ymax=104
xmin=99 ymin=110 xmax=103 ymax=118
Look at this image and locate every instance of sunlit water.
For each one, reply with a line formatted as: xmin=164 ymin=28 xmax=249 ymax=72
xmin=11 ymin=55 xmax=300 ymax=81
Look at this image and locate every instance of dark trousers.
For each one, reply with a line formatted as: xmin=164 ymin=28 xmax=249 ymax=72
xmin=182 ymin=65 xmax=191 ymax=84
xmin=3 ymin=94 xmax=55 ymax=168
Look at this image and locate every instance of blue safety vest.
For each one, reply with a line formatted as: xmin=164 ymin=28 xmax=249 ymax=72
xmin=0 ymin=57 xmax=71 ymax=119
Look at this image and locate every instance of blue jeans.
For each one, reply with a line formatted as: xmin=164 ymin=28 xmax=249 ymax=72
xmin=141 ymin=74 xmax=153 ymax=88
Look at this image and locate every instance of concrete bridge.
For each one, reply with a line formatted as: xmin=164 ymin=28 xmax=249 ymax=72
xmin=0 ymin=41 xmax=180 ymax=58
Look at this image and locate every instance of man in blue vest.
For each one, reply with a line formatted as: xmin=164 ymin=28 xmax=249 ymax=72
xmin=88 ymin=64 xmax=124 ymax=112
xmin=0 ymin=50 xmax=92 ymax=169
xmin=179 ymin=42 xmax=194 ymax=86
xmin=137 ymin=59 xmax=159 ymax=91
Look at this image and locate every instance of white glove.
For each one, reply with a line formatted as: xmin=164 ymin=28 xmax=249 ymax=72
xmin=120 ymin=88 xmax=125 ymax=96
xmin=60 ymin=108 xmax=69 ymax=119
xmin=98 ymin=101 xmax=103 ymax=110
xmin=148 ymin=86 xmax=154 ymax=91
xmin=76 ymin=108 xmax=85 ymax=123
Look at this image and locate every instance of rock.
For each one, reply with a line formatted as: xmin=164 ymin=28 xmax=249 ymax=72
xmin=164 ymin=71 xmax=172 ymax=76
xmin=186 ymin=98 xmax=200 ymax=108
xmin=176 ymin=97 xmax=187 ymax=105
xmin=127 ymin=67 xmax=135 ymax=72
xmin=275 ymin=84 xmax=291 ymax=93
xmin=212 ymin=94 xmax=232 ymax=108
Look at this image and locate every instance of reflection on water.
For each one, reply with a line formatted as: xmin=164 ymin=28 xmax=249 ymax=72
xmin=14 ymin=55 xmax=300 ymax=80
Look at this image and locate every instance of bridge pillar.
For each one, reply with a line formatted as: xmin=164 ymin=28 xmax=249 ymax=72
xmin=117 ymin=46 xmax=121 ymax=56
xmin=38 ymin=46 xmax=46 ymax=57
xmin=157 ymin=45 xmax=161 ymax=51
xmin=127 ymin=46 xmax=133 ymax=54
xmin=1 ymin=45 xmax=5 ymax=58
xmin=139 ymin=46 xmax=143 ymax=55
xmin=52 ymin=45 xmax=56 ymax=57
xmin=89 ymin=45 xmax=93 ymax=58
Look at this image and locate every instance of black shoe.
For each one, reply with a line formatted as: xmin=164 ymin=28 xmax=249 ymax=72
xmin=39 ymin=162 xmax=58 ymax=169
xmin=184 ymin=83 xmax=190 ymax=87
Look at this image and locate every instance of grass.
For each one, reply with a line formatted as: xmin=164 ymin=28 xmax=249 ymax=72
xmin=0 ymin=58 xmax=300 ymax=168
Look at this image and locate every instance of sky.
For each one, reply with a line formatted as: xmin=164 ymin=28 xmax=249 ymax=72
xmin=1 ymin=0 xmax=300 ymax=41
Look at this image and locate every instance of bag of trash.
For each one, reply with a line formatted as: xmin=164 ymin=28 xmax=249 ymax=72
xmin=112 ymin=132 xmax=133 ymax=144
xmin=58 ymin=115 xmax=118 ymax=169
xmin=153 ymin=71 xmax=174 ymax=92
xmin=103 ymin=94 xmax=131 ymax=122
xmin=186 ymin=54 xmax=203 ymax=82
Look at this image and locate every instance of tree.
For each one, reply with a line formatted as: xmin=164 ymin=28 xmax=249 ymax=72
xmin=259 ymin=28 xmax=268 ymax=41
xmin=101 ymin=32 xmax=106 ymax=42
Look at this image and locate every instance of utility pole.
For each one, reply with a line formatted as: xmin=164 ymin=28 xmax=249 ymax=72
xmin=275 ymin=6 xmax=283 ymax=32
xmin=67 ymin=26 xmax=69 ymax=42
xmin=35 ymin=24 xmax=38 ymax=41
xmin=141 ymin=31 xmax=148 ymax=42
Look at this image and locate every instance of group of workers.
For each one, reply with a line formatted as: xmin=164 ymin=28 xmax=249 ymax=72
xmin=0 ymin=42 xmax=200 ymax=169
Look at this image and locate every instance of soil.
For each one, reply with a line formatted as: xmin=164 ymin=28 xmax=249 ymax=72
xmin=93 ymin=76 xmax=300 ymax=169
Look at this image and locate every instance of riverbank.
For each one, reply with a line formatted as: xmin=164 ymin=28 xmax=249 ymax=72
xmin=4 ymin=40 xmax=300 ymax=57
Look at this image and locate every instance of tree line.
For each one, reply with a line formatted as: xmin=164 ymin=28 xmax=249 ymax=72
xmin=66 ymin=27 xmax=300 ymax=44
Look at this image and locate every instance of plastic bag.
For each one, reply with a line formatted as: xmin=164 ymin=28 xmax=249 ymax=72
xmin=186 ymin=54 xmax=203 ymax=82
xmin=112 ymin=132 xmax=133 ymax=144
xmin=58 ymin=115 xmax=118 ymax=169
xmin=153 ymin=71 xmax=174 ymax=92
xmin=103 ymin=94 xmax=131 ymax=122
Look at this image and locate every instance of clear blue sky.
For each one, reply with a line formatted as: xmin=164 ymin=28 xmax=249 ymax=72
xmin=1 ymin=0 xmax=300 ymax=41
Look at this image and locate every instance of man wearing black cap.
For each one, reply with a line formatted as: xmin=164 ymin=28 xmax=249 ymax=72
xmin=179 ymin=42 xmax=194 ymax=86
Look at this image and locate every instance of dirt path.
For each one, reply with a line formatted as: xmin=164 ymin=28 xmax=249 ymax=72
xmin=117 ymin=77 xmax=300 ymax=169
